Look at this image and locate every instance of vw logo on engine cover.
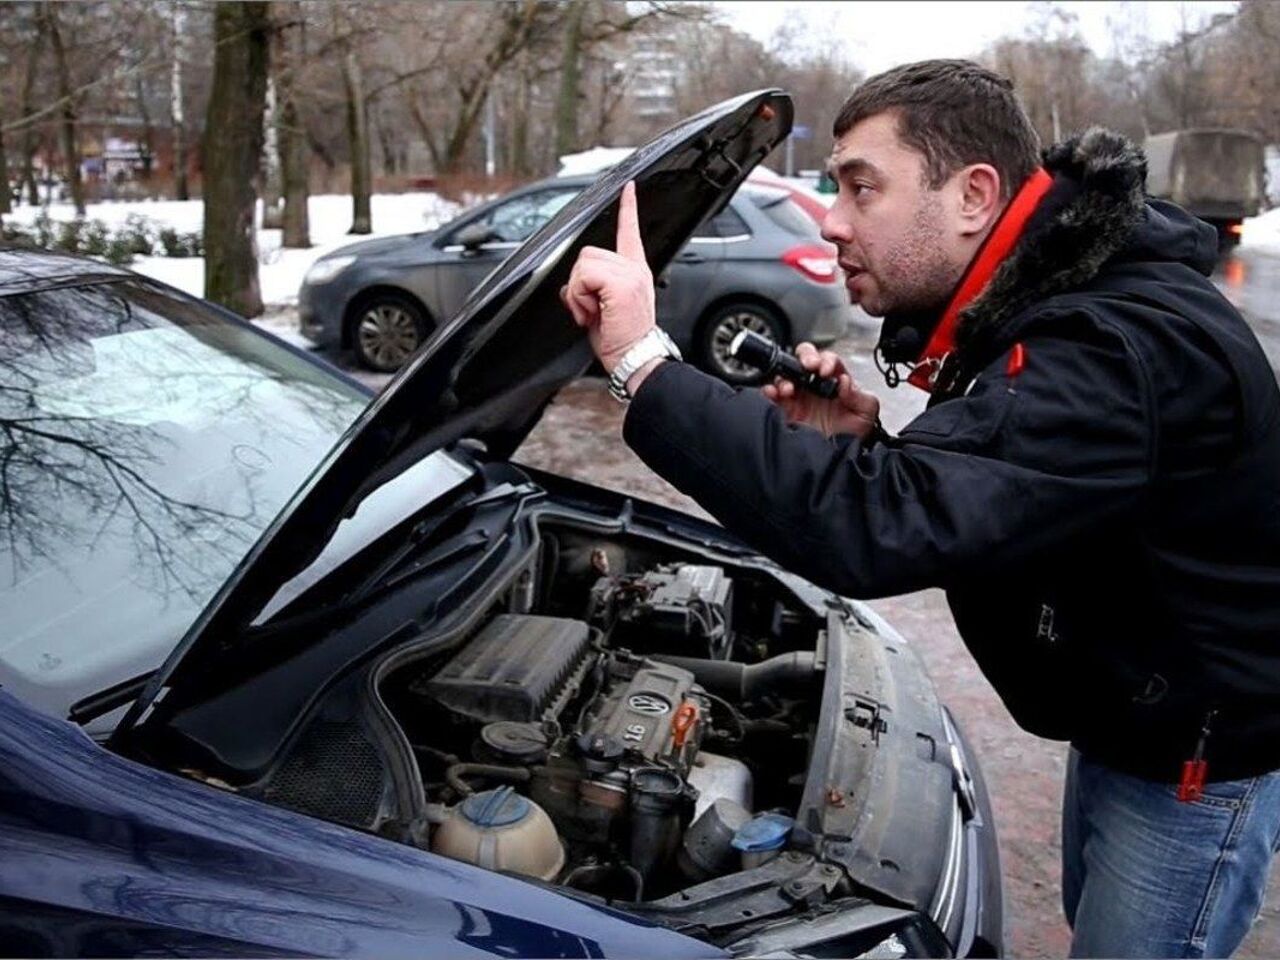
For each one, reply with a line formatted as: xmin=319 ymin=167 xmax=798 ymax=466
xmin=628 ymin=693 xmax=670 ymax=716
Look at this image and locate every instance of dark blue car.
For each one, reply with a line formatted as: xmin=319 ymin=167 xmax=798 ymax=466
xmin=0 ymin=91 xmax=1002 ymax=958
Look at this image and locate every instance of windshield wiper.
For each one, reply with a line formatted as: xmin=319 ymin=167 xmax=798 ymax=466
xmin=344 ymin=481 xmax=535 ymax=605
xmin=69 ymin=671 xmax=155 ymax=726
xmin=250 ymin=482 xmax=535 ymax=637
xmin=346 ymin=528 xmax=490 ymax=607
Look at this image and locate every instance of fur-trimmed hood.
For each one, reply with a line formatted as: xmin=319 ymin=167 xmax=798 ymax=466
xmin=953 ymin=127 xmax=1219 ymax=365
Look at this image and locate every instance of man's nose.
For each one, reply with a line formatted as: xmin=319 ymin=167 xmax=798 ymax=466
xmin=820 ymin=206 xmax=851 ymax=246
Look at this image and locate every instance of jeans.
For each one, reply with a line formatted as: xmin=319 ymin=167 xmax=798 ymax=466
xmin=1063 ymin=748 xmax=1280 ymax=958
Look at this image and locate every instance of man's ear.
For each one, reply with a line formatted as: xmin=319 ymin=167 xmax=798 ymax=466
xmin=956 ymin=163 xmax=1002 ymax=237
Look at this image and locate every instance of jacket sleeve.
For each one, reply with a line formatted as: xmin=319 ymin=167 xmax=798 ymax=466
xmin=622 ymin=330 xmax=1154 ymax=599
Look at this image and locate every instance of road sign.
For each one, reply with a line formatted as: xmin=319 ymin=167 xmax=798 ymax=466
xmin=791 ymin=125 xmax=813 ymax=140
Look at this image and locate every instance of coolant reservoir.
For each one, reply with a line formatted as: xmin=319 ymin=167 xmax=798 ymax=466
xmin=432 ymin=786 xmax=565 ymax=881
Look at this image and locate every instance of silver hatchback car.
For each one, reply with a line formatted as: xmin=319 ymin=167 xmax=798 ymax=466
xmin=298 ymin=174 xmax=854 ymax=380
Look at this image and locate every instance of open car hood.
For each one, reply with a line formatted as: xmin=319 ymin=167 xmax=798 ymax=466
xmin=115 ymin=90 xmax=792 ymax=740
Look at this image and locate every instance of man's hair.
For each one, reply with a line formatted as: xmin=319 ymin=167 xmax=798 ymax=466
xmin=832 ymin=59 xmax=1041 ymax=200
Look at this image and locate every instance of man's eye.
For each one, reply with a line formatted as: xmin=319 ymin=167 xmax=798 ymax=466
xmin=850 ymin=182 xmax=873 ymax=197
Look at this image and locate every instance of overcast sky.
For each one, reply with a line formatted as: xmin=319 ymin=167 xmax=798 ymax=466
xmin=712 ymin=1 xmax=1239 ymax=75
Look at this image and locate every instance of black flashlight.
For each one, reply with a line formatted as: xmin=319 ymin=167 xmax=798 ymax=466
xmin=729 ymin=330 xmax=840 ymax=399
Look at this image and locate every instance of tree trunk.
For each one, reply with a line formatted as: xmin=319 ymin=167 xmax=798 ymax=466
xmin=554 ymin=0 xmax=587 ymax=159
xmin=509 ymin=53 xmax=531 ymax=177
xmin=0 ymin=120 xmax=11 ymax=216
xmin=278 ymin=2 xmax=309 ymax=248
xmin=203 ymin=1 xmax=270 ymax=318
xmin=376 ymin=106 xmax=398 ymax=175
xmin=280 ymin=93 xmax=310 ymax=248
xmin=343 ymin=51 xmax=371 ymax=234
xmin=170 ymin=0 xmax=189 ymax=200
xmin=441 ymin=84 xmax=491 ymax=175
xmin=42 ymin=3 xmax=85 ymax=216
xmin=20 ymin=13 xmax=47 ymax=207
xmin=261 ymin=76 xmax=284 ymax=228
xmin=135 ymin=72 xmax=155 ymax=179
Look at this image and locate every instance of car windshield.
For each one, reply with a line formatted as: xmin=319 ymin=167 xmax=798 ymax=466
xmin=0 ymin=278 xmax=463 ymax=721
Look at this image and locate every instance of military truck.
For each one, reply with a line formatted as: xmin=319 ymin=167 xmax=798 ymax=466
xmin=1144 ymin=128 xmax=1266 ymax=252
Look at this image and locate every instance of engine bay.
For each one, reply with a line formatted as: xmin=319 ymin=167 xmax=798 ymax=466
xmin=141 ymin=497 xmax=969 ymax=951
xmin=380 ymin=527 xmax=830 ymax=904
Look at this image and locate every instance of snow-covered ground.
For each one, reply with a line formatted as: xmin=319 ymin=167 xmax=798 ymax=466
xmin=4 ymin=192 xmax=467 ymax=309
xmin=1241 ymin=206 xmax=1280 ymax=257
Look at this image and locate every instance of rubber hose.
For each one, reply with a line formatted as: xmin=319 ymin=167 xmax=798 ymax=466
xmin=650 ymin=651 xmax=818 ymax=700
xmin=445 ymin=762 xmax=531 ymax=797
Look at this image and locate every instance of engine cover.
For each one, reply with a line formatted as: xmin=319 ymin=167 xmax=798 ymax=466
xmin=588 ymin=659 xmax=699 ymax=767
xmin=530 ymin=653 xmax=706 ymax=850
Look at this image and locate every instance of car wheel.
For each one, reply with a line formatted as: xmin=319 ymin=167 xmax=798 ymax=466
xmin=352 ymin=294 xmax=431 ymax=372
xmin=698 ymin=301 xmax=787 ymax=385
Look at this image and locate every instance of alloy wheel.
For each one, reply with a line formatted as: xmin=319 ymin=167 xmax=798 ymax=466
xmin=357 ymin=303 xmax=423 ymax=371
xmin=708 ymin=310 xmax=777 ymax=379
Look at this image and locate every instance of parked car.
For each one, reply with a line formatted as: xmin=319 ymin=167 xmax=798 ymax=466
xmin=746 ymin=164 xmax=835 ymax=225
xmin=298 ymin=176 xmax=853 ymax=381
xmin=0 ymin=90 xmax=1001 ymax=958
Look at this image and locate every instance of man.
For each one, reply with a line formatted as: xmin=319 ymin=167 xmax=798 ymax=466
xmin=561 ymin=60 xmax=1280 ymax=958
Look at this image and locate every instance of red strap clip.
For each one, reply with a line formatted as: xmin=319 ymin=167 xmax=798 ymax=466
xmin=671 ymin=701 xmax=698 ymax=749
xmin=1006 ymin=342 xmax=1026 ymax=378
xmin=1178 ymin=759 xmax=1208 ymax=802
xmin=1178 ymin=710 xmax=1216 ymax=802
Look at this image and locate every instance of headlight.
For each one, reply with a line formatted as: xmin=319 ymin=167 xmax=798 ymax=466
xmin=304 ymin=255 xmax=356 ymax=285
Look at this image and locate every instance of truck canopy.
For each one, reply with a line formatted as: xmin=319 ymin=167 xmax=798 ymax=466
xmin=1144 ymin=128 xmax=1265 ymax=221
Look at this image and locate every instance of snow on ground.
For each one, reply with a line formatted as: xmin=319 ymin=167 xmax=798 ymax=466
xmin=1242 ymin=206 xmax=1280 ymax=256
xmin=4 ymin=191 xmax=467 ymax=309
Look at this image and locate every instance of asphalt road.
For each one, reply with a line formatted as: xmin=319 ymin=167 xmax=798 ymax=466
xmin=321 ymin=243 xmax=1280 ymax=958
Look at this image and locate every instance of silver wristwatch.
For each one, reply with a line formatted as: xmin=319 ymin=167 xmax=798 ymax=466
xmin=607 ymin=327 xmax=682 ymax=403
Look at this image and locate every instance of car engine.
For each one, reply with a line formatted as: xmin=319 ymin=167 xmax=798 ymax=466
xmin=396 ymin=562 xmax=822 ymax=901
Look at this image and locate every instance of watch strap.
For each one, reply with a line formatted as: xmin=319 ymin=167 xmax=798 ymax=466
xmin=608 ymin=328 xmax=682 ymax=402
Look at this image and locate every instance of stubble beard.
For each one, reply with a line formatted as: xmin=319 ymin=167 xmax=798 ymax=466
xmin=868 ymin=195 xmax=963 ymax=317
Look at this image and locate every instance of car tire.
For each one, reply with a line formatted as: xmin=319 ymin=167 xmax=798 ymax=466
xmin=351 ymin=293 xmax=431 ymax=372
xmin=697 ymin=300 xmax=787 ymax=385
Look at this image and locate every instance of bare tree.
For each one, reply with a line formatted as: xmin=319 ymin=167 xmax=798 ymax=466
xmin=202 ymin=1 xmax=270 ymax=317
xmin=170 ymin=1 xmax=190 ymax=200
xmin=553 ymin=0 xmax=589 ymax=158
xmin=261 ymin=74 xmax=284 ymax=229
xmin=39 ymin=3 xmax=85 ymax=216
xmin=17 ymin=6 xmax=46 ymax=207
xmin=401 ymin=2 xmax=562 ymax=176
xmin=275 ymin=0 xmax=309 ymax=247
xmin=342 ymin=49 xmax=372 ymax=233
xmin=0 ymin=119 xmax=10 ymax=216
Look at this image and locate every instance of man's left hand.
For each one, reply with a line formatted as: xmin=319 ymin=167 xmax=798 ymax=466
xmin=560 ymin=181 xmax=656 ymax=375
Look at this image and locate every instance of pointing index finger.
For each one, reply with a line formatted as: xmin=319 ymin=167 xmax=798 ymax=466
xmin=616 ymin=180 xmax=646 ymax=264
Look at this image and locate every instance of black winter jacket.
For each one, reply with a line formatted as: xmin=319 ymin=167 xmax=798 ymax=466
xmin=623 ymin=129 xmax=1280 ymax=783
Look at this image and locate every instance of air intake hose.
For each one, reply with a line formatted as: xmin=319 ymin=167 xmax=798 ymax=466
xmin=649 ymin=651 xmax=818 ymax=700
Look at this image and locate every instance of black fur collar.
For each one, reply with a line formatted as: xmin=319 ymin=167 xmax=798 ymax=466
xmin=952 ymin=127 xmax=1148 ymax=366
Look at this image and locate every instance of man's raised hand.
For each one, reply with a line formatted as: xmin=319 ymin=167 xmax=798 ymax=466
xmin=560 ymin=181 xmax=657 ymax=374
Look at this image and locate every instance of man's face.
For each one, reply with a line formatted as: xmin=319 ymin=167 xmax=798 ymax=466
xmin=820 ymin=112 xmax=971 ymax=317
